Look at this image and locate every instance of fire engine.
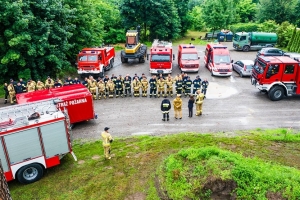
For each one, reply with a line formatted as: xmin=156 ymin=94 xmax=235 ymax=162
xmin=0 ymin=99 xmax=77 ymax=184
xmin=147 ymin=39 xmax=174 ymax=74
xmin=77 ymin=47 xmax=115 ymax=78
xmin=251 ymin=56 xmax=300 ymax=101
xmin=177 ymin=44 xmax=200 ymax=72
xmin=16 ymin=84 xmax=96 ymax=126
xmin=204 ymin=44 xmax=233 ymax=76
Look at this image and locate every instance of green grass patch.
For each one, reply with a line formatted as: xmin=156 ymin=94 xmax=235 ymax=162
xmin=173 ymin=30 xmax=214 ymax=45
xmin=8 ymin=129 xmax=300 ymax=199
xmin=160 ymin=147 xmax=300 ymax=199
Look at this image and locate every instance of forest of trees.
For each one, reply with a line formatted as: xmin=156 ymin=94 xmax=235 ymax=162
xmin=0 ymin=0 xmax=300 ymax=81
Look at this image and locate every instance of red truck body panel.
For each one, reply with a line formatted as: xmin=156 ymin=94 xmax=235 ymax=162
xmin=77 ymin=47 xmax=115 ymax=77
xmin=16 ymin=84 xmax=95 ymax=124
xmin=178 ymin=44 xmax=200 ymax=72
xmin=149 ymin=40 xmax=173 ymax=74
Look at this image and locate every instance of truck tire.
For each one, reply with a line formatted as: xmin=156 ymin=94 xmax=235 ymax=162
xmin=17 ymin=163 xmax=44 ymax=184
xmin=99 ymin=68 xmax=104 ymax=78
xmin=268 ymin=86 xmax=284 ymax=101
xmin=139 ymin=57 xmax=145 ymax=63
xmin=242 ymin=46 xmax=250 ymax=52
xmin=110 ymin=58 xmax=114 ymax=68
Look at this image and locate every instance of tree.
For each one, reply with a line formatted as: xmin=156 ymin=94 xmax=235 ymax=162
xmin=188 ymin=6 xmax=206 ymax=31
xmin=236 ymin=0 xmax=257 ymax=23
xmin=172 ymin=0 xmax=191 ymax=36
xmin=202 ymin=0 xmax=236 ymax=33
xmin=256 ymin=0 xmax=298 ymax=24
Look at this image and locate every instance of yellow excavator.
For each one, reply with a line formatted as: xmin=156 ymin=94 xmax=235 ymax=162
xmin=121 ymin=25 xmax=147 ymax=63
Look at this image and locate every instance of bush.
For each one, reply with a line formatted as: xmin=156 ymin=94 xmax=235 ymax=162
xmin=229 ymin=22 xmax=261 ymax=33
xmin=276 ymin=22 xmax=295 ymax=48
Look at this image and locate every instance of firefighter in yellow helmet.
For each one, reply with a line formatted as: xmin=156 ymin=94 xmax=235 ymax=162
xmin=173 ymin=94 xmax=183 ymax=119
xmin=97 ymin=79 xmax=106 ymax=100
xmin=106 ymin=79 xmax=115 ymax=98
xmin=36 ymin=80 xmax=45 ymax=90
xmin=7 ymin=82 xmax=16 ymax=104
xmin=166 ymin=77 xmax=174 ymax=97
xmin=195 ymin=90 xmax=205 ymax=116
xmin=89 ymin=79 xmax=98 ymax=100
xmin=140 ymin=77 xmax=148 ymax=97
xmin=132 ymin=77 xmax=141 ymax=97
xmin=101 ymin=127 xmax=113 ymax=160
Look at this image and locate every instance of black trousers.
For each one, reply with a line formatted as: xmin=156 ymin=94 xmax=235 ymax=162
xmin=4 ymin=92 xmax=8 ymax=100
xmin=188 ymin=107 xmax=193 ymax=117
xmin=163 ymin=112 xmax=169 ymax=119
xmin=202 ymin=89 xmax=207 ymax=95
xmin=150 ymin=88 xmax=157 ymax=96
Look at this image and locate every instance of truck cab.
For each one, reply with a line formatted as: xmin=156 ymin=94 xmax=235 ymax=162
xmin=148 ymin=39 xmax=174 ymax=74
xmin=77 ymin=47 xmax=115 ymax=78
xmin=177 ymin=44 xmax=200 ymax=72
xmin=204 ymin=44 xmax=232 ymax=76
xmin=251 ymin=56 xmax=300 ymax=101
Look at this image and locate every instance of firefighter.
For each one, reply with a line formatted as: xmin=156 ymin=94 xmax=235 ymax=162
xmin=193 ymin=75 xmax=201 ymax=95
xmin=27 ymin=79 xmax=36 ymax=92
xmin=103 ymin=75 xmax=110 ymax=96
xmin=15 ymin=82 xmax=23 ymax=94
xmin=54 ymin=80 xmax=62 ymax=88
xmin=174 ymin=74 xmax=180 ymax=82
xmin=101 ymin=127 xmax=113 ymax=160
xmin=19 ymin=78 xmax=27 ymax=93
xmin=89 ymin=79 xmax=98 ymax=100
xmin=167 ymin=74 xmax=173 ymax=82
xmin=119 ymin=75 xmax=124 ymax=84
xmin=125 ymin=74 xmax=132 ymax=82
xmin=7 ymin=82 xmax=16 ymax=104
xmin=111 ymin=74 xmax=117 ymax=85
xmin=140 ymin=77 xmax=148 ymax=97
xmin=166 ymin=77 xmax=174 ymax=97
xmin=132 ymin=77 xmax=141 ymax=97
xmin=161 ymin=97 xmax=171 ymax=121
xmin=149 ymin=75 xmax=157 ymax=98
xmin=106 ymin=79 xmax=115 ymax=98
xmin=201 ymin=78 xmax=209 ymax=98
xmin=195 ymin=90 xmax=205 ymax=116
xmin=45 ymin=76 xmax=54 ymax=89
xmin=139 ymin=73 xmax=147 ymax=81
xmin=176 ymin=76 xmax=183 ymax=95
xmin=173 ymin=94 xmax=183 ymax=119
xmin=73 ymin=77 xmax=81 ymax=84
xmin=158 ymin=73 xmax=165 ymax=80
xmin=157 ymin=77 xmax=166 ymax=98
xmin=3 ymin=83 xmax=9 ymax=104
xmin=36 ymin=80 xmax=45 ymax=90
xmin=182 ymin=73 xmax=188 ymax=95
xmin=64 ymin=76 xmax=73 ymax=86
xmin=123 ymin=76 xmax=131 ymax=97
xmin=97 ymin=79 xmax=106 ymax=99
xmin=184 ymin=76 xmax=193 ymax=97
xmin=132 ymin=73 xmax=139 ymax=81
xmin=115 ymin=77 xmax=123 ymax=98
xmin=82 ymin=77 xmax=89 ymax=88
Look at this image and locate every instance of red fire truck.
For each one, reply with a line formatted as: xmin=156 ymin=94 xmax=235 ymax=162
xmin=204 ymin=44 xmax=233 ymax=76
xmin=77 ymin=47 xmax=115 ymax=78
xmin=251 ymin=56 xmax=300 ymax=101
xmin=0 ymin=99 xmax=77 ymax=184
xmin=147 ymin=39 xmax=174 ymax=74
xmin=178 ymin=44 xmax=200 ymax=72
xmin=16 ymin=84 xmax=96 ymax=125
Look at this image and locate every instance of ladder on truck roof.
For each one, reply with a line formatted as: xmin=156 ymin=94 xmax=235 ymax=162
xmin=0 ymin=99 xmax=65 ymax=132
xmin=152 ymin=39 xmax=172 ymax=48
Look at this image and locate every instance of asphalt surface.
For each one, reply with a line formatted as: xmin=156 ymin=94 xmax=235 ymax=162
xmin=70 ymin=42 xmax=300 ymax=140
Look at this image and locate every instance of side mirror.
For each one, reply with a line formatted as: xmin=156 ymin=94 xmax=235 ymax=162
xmin=231 ymin=60 xmax=234 ymax=63
xmin=173 ymin=54 xmax=175 ymax=60
xmin=198 ymin=56 xmax=200 ymax=59
xmin=147 ymin=54 xmax=149 ymax=60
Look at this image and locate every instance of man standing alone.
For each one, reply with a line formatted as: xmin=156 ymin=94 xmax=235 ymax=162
xmin=173 ymin=94 xmax=183 ymax=119
xmin=161 ymin=97 xmax=171 ymax=121
xmin=101 ymin=127 xmax=113 ymax=160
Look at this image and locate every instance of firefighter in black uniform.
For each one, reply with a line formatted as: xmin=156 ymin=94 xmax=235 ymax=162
xmin=176 ymin=77 xmax=183 ymax=95
xmin=201 ymin=78 xmax=209 ymax=98
xmin=193 ymin=75 xmax=201 ymax=95
xmin=19 ymin=78 xmax=27 ymax=93
xmin=161 ymin=97 xmax=171 ymax=121
xmin=54 ymin=80 xmax=62 ymax=88
xmin=184 ymin=76 xmax=193 ymax=97
xmin=149 ymin=75 xmax=157 ymax=98
xmin=15 ymin=82 xmax=23 ymax=94
xmin=73 ymin=77 xmax=81 ymax=84
xmin=132 ymin=73 xmax=139 ymax=81
xmin=182 ymin=73 xmax=188 ymax=95
xmin=115 ymin=77 xmax=124 ymax=98
xmin=3 ymin=83 xmax=8 ymax=104
xmin=123 ymin=76 xmax=131 ymax=97
xmin=111 ymin=74 xmax=117 ymax=85
xmin=64 ymin=76 xmax=73 ymax=86
xmin=82 ymin=77 xmax=89 ymax=88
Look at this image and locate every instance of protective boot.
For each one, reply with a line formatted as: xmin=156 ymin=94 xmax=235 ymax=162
xmin=4 ymin=99 xmax=7 ymax=104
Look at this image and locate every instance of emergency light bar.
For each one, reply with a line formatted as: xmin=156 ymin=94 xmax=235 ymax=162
xmin=212 ymin=46 xmax=227 ymax=49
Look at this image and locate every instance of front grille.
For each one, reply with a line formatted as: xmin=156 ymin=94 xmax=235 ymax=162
xmin=184 ymin=65 xmax=196 ymax=68
xmin=219 ymin=69 xmax=230 ymax=72
xmin=82 ymin=66 xmax=96 ymax=70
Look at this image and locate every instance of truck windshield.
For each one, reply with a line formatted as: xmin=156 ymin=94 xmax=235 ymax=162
xmin=151 ymin=54 xmax=170 ymax=62
xmin=182 ymin=53 xmax=198 ymax=60
xmin=214 ymin=55 xmax=231 ymax=63
xmin=79 ymin=55 xmax=98 ymax=62
xmin=253 ymin=59 xmax=266 ymax=74
xmin=233 ymin=34 xmax=240 ymax=41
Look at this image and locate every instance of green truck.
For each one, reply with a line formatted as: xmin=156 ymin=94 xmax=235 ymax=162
xmin=233 ymin=32 xmax=278 ymax=52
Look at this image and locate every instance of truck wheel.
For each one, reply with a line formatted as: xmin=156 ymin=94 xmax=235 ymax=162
xmin=242 ymin=46 xmax=250 ymax=52
xmin=17 ymin=163 xmax=44 ymax=184
xmin=110 ymin=59 xmax=114 ymax=68
xmin=139 ymin=57 xmax=145 ymax=63
xmin=99 ymin=68 xmax=104 ymax=78
xmin=268 ymin=86 xmax=284 ymax=101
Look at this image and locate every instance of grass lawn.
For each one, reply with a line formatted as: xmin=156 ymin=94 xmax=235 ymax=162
xmin=9 ymin=128 xmax=300 ymax=199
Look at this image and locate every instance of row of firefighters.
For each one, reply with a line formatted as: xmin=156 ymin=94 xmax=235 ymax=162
xmin=85 ymin=73 xmax=209 ymax=100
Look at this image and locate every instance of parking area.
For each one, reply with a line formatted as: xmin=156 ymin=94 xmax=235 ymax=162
xmin=72 ymin=42 xmax=300 ymax=139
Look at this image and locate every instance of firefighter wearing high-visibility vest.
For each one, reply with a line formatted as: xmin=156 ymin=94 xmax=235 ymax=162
xmin=140 ymin=77 xmax=148 ymax=97
xmin=201 ymin=78 xmax=209 ymax=98
xmin=161 ymin=97 xmax=171 ymax=121
xmin=184 ymin=76 xmax=193 ymax=97
xmin=149 ymin=75 xmax=157 ymax=98
xmin=7 ymin=83 xmax=16 ymax=104
xmin=157 ymin=77 xmax=166 ymax=98
xmin=97 ymin=79 xmax=106 ymax=100
xmin=36 ymin=80 xmax=45 ymax=90
xmin=106 ymin=79 xmax=115 ymax=98
xmin=176 ymin=77 xmax=183 ymax=95
xmin=166 ymin=77 xmax=174 ymax=97
xmin=132 ymin=77 xmax=141 ymax=97
xmin=115 ymin=77 xmax=123 ymax=98
xmin=89 ymin=79 xmax=98 ymax=100
xmin=193 ymin=76 xmax=201 ymax=95
xmin=101 ymin=127 xmax=113 ymax=160
xmin=195 ymin=90 xmax=205 ymax=116
xmin=123 ymin=76 xmax=131 ymax=97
